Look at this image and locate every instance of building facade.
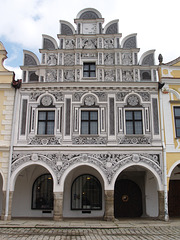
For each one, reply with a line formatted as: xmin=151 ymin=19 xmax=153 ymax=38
xmin=158 ymin=56 xmax=180 ymax=218
xmin=9 ymin=8 xmax=163 ymax=220
xmin=0 ymin=42 xmax=16 ymax=220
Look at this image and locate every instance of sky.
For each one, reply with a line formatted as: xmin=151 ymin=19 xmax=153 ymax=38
xmin=0 ymin=0 xmax=179 ymax=79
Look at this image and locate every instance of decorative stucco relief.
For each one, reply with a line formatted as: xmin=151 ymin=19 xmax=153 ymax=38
xmin=104 ymin=69 xmax=115 ymax=81
xmin=47 ymin=53 xmax=57 ymax=66
xmin=72 ymin=136 xmax=107 ymax=145
xmin=82 ymin=38 xmax=97 ymax=49
xmin=104 ymin=38 xmax=114 ymax=49
xmin=64 ymin=53 xmax=75 ymax=66
xmin=11 ymin=152 xmax=162 ymax=184
xmin=28 ymin=136 xmax=62 ymax=145
xmin=65 ymin=39 xmax=75 ymax=49
xmin=46 ymin=70 xmax=57 ymax=82
xmin=64 ymin=70 xmax=75 ymax=81
xmin=118 ymin=136 xmax=151 ymax=145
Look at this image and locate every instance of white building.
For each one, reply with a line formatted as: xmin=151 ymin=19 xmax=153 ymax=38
xmin=9 ymin=8 xmax=163 ymax=220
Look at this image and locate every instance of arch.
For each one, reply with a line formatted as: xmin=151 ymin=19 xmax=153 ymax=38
xmin=60 ymin=21 xmax=75 ymax=35
xmin=81 ymin=93 xmax=99 ymax=106
xmin=104 ymin=20 xmax=119 ymax=34
xmin=124 ymin=92 xmax=143 ymax=106
xmin=139 ymin=50 xmax=155 ymax=65
xmin=168 ymin=160 xmax=180 ymax=178
xmin=0 ymin=169 xmax=6 ymax=191
xmin=59 ymin=162 xmax=108 ymax=192
xmin=111 ymin=162 xmax=162 ymax=191
xmin=76 ymin=8 xmax=102 ymax=19
xmin=42 ymin=35 xmax=58 ymax=50
xmin=71 ymin=174 xmax=102 ymax=210
xmin=32 ymin=173 xmax=53 ymax=210
xmin=23 ymin=50 xmax=40 ymax=66
xmin=36 ymin=92 xmax=56 ymax=106
xmin=10 ymin=161 xmax=57 ymax=192
xmin=121 ymin=33 xmax=137 ymax=49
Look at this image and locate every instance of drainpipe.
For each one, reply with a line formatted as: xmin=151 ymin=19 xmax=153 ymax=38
xmin=4 ymin=79 xmax=21 ymax=220
xmin=159 ymin=89 xmax=169 ymax=221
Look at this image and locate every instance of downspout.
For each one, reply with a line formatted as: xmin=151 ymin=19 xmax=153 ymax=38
xmin=4 ymin=79 xmax=21 ymax=220
xmin=159 ymin=88 xmax=169 ymax=221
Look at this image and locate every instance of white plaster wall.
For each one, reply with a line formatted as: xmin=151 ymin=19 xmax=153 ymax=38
xmin=63 ymin=165 xmax=104 ymax=218
xmin=12 ymin=165 xmax=53 ymax=218
xmin=145 ymin=171 xmax=158 ymax=217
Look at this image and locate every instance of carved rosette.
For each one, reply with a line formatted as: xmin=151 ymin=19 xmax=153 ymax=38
xmin=41 ymin=95 xmax=53 ymax=106
xmin=84 ymin=95 xmax=96 ymax=106
xmin=127 ymin=95 xmax=139 ymax=106
xmin=11 ymin=152 xmax=162 ymax=184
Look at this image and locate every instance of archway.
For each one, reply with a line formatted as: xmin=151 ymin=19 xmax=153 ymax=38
xmin=12 ymin=164 xmax=54 ymax=218
xmin=114 ymin=165 xmax=159 ymax=218
xmin=168 ymin=163 xmax=180 ymax=217
xmin=63 ymin=165 xmax=104 ymax=218
xmin=115 ymin=179 xmax=142 ymax=218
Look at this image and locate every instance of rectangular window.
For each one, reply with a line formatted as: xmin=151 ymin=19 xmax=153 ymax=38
xmin=83 ymin=63 xmax=96 ymax=77
xmin=174 ymin=107 xmax=180 ymax=137
xmin=81 ymin=111 xmax=98 ymax=135
xmin=125 ymin=110 xmax=143 ymax=134
xmin=38 ymin=111 xmax=55 ymax=135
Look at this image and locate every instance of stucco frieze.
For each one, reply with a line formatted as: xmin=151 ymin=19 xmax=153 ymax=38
xmin=11 ymin=152 xmax=162 ymax=184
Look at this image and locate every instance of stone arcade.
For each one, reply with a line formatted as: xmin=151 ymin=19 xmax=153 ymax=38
xmin=4 ymin=8 xmax=164 ymax=220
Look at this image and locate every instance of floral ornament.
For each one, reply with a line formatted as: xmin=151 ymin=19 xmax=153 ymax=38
xmin=127 ymin=95 xmax=139 ymax=106
xmin=41 ymin=95 xmax=53 ymax=106
xmin=84 ymin=96 xmax=96 ymax=106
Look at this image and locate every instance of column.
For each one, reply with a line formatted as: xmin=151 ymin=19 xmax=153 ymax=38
xmin=158 ymin=191 xmax=165 ymax=220
xmin=53 ymin=192 xmax=63 ymax=221
xmin=1 ymin=191 xmax=6 ymax=220
xmin=104 ymin=190 xmax=115 ymax=221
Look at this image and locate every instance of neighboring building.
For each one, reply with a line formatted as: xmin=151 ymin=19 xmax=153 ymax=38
xmin=0 ymin=42 xmax=16 ymax=220
xmin=9 ymin=8 xmax=163 ymax=220
xmin=158 ymin=56 xmax=180 ymax=218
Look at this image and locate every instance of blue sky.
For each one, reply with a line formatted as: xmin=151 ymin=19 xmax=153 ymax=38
xmin=1 ymin=0 xmax=179 ymax=79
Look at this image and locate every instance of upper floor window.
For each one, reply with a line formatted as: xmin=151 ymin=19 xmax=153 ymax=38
xmin=125 ymin=110 xmax=143 ymax=134
xmin=37 ymin=111 xmax=55 ymax=135
xmin=83 ymin=63 xmax=96 ymax=77
xmin=174 ymin=107 xmax=180 ymax=137
xmin=81 ymin=110 xmax=98 ymax=134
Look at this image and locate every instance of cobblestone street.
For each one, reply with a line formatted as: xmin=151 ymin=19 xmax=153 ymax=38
xmin=0 ymin=219 xmax=180 ymax=240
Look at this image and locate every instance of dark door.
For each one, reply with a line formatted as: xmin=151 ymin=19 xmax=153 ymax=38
xmin=168 ymin=180 xmax=180 ymax=217
xmin=114 ymin=179 xmax=143 ymax=218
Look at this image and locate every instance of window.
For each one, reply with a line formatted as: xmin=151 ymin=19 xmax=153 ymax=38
xmin=83 ymin=63 xmax=96 ymax=77
xmin=174 ymin=107 xmax=180 ymax=137
xmin=37 ymin=111 xmax=55 ymax=135
xmin=125 ymin=110 xmax=143 ymax=134
xmin=32 ymin=174 xmax=53 ymax=210
xmin=71 ymin=174 xmax=102 ymax=210
xmin=81 ymin=111 xmax=98 ymax=134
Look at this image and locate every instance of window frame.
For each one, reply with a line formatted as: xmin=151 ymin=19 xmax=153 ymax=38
xmin=80 ymin=109 xmax=99 ymax=135
xmin=83 ymin=62 xmax=96 ymax=78
xmin=36 ymin=108 xmax=56 ymax=136
xmin=71 ymin=174 xmax=102 ymax=210
xmin=174 ymin=106 xmax=180 ymax=138
xmin=124 ymin=109 xmax=144 ymax=135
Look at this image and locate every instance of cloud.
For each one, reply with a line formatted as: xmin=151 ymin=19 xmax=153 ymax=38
xmin=0 ymin=0 xmax=179 ymax=69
